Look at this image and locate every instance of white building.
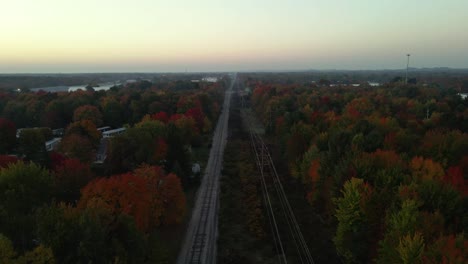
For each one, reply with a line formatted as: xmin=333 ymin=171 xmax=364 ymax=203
xmin=102 ymin=127 xmax=126 ymax=138
xmin=45 ymin=138 xmax=61 ymax=151
xmin=97 ymin=126 xmax=111 ymax=132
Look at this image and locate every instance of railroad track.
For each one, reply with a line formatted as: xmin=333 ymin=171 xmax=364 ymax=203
xmin=177 ymin=74 xmax=235 ymax=264
xmin=241 ymin=90 xmax=314 ymax=264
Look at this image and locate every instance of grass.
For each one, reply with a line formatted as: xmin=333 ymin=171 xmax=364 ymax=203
xmin=218 ymin=139 xmax=278 ymax=264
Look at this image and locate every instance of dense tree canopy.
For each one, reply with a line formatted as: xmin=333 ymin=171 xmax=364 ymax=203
xmin=248 ymin=77 xmax=467 ymax=263
xmin=79 ymin=165 xmax=186 ymax=232
xmin=0 ymin=118 xmax=15 ymax=153
xmin=72 ymin=105 xmax=103 ymax=127
xmin=0 ymin=77 xmax=225 ymax=262
xmin=0 ymin=162 xmax=53 ymax=250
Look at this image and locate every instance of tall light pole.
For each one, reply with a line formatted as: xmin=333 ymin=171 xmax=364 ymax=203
xmin=405 ymin=54 xmax=411 ymax=84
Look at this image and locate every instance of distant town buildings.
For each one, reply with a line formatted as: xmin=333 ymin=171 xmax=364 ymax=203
xmin=313 ymin=81 xmax=381 ymax=87
xmin=202 ymin=77 xmax=218 ymax=83
xmin=15 ymin=125 xmax=127 ymax=164
xmin=191 ymin=77 xmax=218 ymax=83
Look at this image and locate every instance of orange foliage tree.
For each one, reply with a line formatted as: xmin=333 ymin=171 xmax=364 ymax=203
xmin=58 ymin=134 xmax=95 ymax=163
xmin=73 ymin=105 xmax=103 ymax=127
xmin=79 ymin=173 xmax=153 ymax=232
xmin=410 ymin=156 xmax=445 ymax=182
xmin=65 ymin=120 xmax=101 ymax=147
xmin=79 ymin=165 xmax=186 ymax=232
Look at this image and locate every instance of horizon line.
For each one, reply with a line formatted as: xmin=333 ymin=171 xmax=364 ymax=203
xmin=2 ymin=66 xmax=468 ymax=75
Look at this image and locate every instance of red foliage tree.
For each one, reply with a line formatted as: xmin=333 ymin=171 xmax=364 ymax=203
xmin=49 ymin=151 xmax=66 ymax=170
xmin=369 ymin=149 xmax=405 ymax=169
xmin=444 ymin=166 xmax=467 ymax=196
xmin=0 ymin=155 xmax=19 ymax=168
xmin=185 ymin=107 xmax=205 ymax=130
xmin=0 ymin=118 xmax=16 ymax=153
xmin=151 ymin=111 xmax=169 ymax=123
xmin=306 ymin=158 xmax=321 ymax=204
xmin=423 ymin=234 xmax=467 ymax=263
xmin=158 ymin=173 xmax=186 ymax=225
xmin=169 ymin=113 xmax=184 ymax=122
xmin=153 ymin=138 xmax=168 ymax=161
xmin=54 ymin=158 xmax=94 ymax=203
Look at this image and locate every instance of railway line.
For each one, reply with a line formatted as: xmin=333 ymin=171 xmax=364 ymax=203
xmin=240 ymin=88 xmax=314 ymax=264
xmin=177 ymin=74 xmax=235 ymax=264
xmin=249 ymin=131 xmax=315 ymax=264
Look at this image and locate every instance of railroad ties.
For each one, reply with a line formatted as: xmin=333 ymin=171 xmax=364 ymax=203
xmin=189 ymin=182 xmax=216 ymax=263
xmin=179 ymin=75 xmax=234 ymax=264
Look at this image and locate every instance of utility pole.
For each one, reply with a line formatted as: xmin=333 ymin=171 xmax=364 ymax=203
xmin=405 ymin=54 xmax=411 ymax=84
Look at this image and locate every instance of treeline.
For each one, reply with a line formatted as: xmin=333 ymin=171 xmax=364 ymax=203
xmin=0 ymin=79 xmax=222 ymax=128
xmin=0 ymin=73 xmax=225 ymax=90
xmin=0 ymin=79 xmax=224 ymax=262
xmin=241 ymin=70 xmax=468 ymax=91
xmin=249 ymin=81 xmax=467 ymax=263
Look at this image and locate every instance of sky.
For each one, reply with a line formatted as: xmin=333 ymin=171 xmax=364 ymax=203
xmin=1 ymin=0 xmax=468 ymax=73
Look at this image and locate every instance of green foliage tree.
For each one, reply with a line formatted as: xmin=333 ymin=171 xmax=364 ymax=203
xmin=105 ymin=122 xmax=168 ymax=174
xmin=397 ymin=232 xmax=424 ymax=264
xmin=17 ymin=245 xmax=56 ymax=264
xmin=42 ymin=100 xmax=66 ymax=128
xmin=377 ymin=200 xmax=421 ymax=263
xmin=416 ymin=180 xmax=463 ymax=226
xmin=102 ymin=99 xmax=124 ymax=127
xmin=2 ymin=100 xmax=27 ymax=128
xmin=333 ymin=178 xmax=373 ymax=263
xmin=0 ymin=162 xmax=53 ymax=250
xmin=36 ymin=204 xmax=145 ymax=263
xmin=17 ymin=128 xmax=49 ymax=166
xmin=248 ymin=77 xmax=468 ymax=263
xmin=0 ymin=233 xmax=16 ymax=262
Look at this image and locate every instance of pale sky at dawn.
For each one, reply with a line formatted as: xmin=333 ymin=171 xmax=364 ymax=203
xmin=1 ymin=0 xmax=468 ymax=73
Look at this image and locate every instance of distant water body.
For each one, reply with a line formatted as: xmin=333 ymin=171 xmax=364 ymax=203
xmin=68 ymin=83 xmax=117 ymax=92
xmin=31 ymin=83 xmax=118 ymax=93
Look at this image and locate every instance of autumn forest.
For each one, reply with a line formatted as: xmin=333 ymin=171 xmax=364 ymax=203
xmin=0 ymin=76 xmax=224 ymax=263
xmin=0 ymin=71 xmax=467 ymax=263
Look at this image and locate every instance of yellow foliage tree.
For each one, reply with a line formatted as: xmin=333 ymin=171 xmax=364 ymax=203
xmin=410 ymin=156 xmax=445 ymax=182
